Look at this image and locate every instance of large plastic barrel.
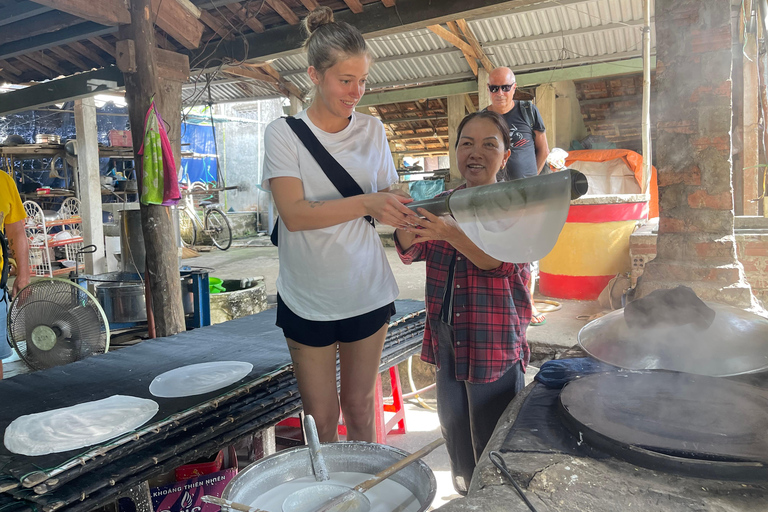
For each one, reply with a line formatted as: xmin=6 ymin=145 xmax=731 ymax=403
xmin=538 ymin=195 xmax=648 ymax=300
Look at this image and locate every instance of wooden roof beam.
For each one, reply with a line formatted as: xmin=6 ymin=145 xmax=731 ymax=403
xmin=265 ymin=0 xmax=300 ymax=25
xmin=15 ymin=54 xmax=55 ymax=77
xmin=193 ymin=0 xmax=563 ymax=67
xmin=428 ymin=23 xmax=478 ymax=76
xmin=447 ymin=21 xmax=478 ymax=76
xmin=225 ymin=3 xmax=265 ymax=33
xmin=298 ymin=0 xmax=320 ymax=10
xmin=36 ymin=51 xmax=68 ymax=75
xmin=456 ymin=19 xmax=494 ymax=73
xmin=381 ymin=114 xmax=448 ymax=124
xmin=154 ymin=32 xmax=180 ymax=51
xmin=0 ymin=60 xmax=22 ymax=76
xmin=150 ymin=0 xmax=204 ymax=50
xmin=464 ymin=94 xmax=476 ymax=113
xmin=0 ymin=2 xmax=51 ymax=29
xmin=68 ymin=41 xmax=109 ymax=67
xmin=341 ymin=0 xmax=364 ymax=14
xmin=199 ymin=10 xmax=235 ymax=40
xmin=389 ymin=133 xmax=447 ymax=142
xmin=224 ymin=65 xmax=281 ymax=86
xmin=88 ymin=36 xmax=116 ymax=58
xmin=0 ymin=11 xmax=86 ymax=47
xmin=0 ymin=69 xmax=17 ymax=82
xmin=49 ymin=46 xmax=90 ymax=70
xmin=249 ymin=62 xmax=305 ymax=99
xmin=428 ymin=24 xmax=474 ymax=57
xmin=29 ymin=0 xmax=130 ymax=26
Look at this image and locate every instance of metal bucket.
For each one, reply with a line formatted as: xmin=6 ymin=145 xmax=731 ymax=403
xmin=96 ymin=277 xmax=195 ymax=323
xmin=223 ymin=442 xmax=436 ymax=512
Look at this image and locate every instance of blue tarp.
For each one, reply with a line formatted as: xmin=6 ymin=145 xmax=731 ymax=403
xmin=179 ymin=123 xmax=218 ymax=184
xmin=408 ymin=179 xmax=444 ymax=201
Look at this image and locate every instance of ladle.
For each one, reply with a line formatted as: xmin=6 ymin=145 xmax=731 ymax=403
xmin=281 ymin=437 xmax=445 ymax=512
xmin=304 ymin=415 xmax=329 ymax=482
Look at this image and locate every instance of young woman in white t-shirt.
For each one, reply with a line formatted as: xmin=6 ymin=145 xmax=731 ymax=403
xmin=262 ymin=6 xmax=417 ymax=443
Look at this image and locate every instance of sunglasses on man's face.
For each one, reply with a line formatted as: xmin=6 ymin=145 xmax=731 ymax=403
xmin=488 ymin=84 xmax=515 ymax=93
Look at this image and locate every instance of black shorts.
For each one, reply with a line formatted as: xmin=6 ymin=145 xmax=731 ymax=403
xmin=276 ymin=294 xmax=396 ymax=348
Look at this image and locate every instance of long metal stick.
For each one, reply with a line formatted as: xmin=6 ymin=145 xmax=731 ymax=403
xmin=641 ymin=0 xmax=652 ymax=194
xmin=308 ymin=438 xmax=446 ymax=512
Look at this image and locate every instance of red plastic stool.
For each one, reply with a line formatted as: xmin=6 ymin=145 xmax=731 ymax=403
xmin=339 ymin=367 xmax=408 ymax=442
xmin=277 ymin=366 xmax=408 ymax=443
xmin=374 ymin=366 xmax=408 ymax=444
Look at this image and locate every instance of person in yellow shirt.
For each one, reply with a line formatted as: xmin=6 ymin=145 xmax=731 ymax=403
xmin=1 ymin=171 xmax=30 ymax=379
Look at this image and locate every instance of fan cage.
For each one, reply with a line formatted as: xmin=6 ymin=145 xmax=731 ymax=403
xmin=8 ymin=278 xmax=110 ymax=371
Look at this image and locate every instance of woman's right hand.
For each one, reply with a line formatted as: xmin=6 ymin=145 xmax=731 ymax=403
xmin=363 ymin=192 xmax=417 ymax=229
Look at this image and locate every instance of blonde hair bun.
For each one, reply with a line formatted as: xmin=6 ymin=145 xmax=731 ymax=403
xmin=304 ymin=6 xmax=334 ymax=34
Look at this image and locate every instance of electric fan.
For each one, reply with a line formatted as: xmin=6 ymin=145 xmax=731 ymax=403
xmin=7 ymin=278 xmax=110 ymax=371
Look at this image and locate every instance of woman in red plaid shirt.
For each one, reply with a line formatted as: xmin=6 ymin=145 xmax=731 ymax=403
xmin=395 ymin=110 xmax=532 ymax=495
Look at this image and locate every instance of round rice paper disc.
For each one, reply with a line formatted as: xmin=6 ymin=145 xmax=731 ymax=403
xmin=149 ymin=361 xmax=253 ymax=398
xmin=4 ymin=395 xmax=159 ymax=456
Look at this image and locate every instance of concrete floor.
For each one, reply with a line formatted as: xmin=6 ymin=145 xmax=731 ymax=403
xmin=188 ymin=240 xmax=605 ymax=510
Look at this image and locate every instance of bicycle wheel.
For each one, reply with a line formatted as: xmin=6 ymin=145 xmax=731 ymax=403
xmin=205 ymin=207 xmax=232 ymax=250
xmin=178 ymin=208 xmax=198 ymax=247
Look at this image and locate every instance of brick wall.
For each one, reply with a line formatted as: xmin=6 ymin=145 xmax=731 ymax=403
xmin=630 ymin=219 xmax=768 ymax=306
xmin=575 ymin=74 xmax=655 ymax=154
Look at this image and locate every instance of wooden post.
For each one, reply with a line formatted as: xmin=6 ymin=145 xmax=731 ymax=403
xmin=289 ymin=94 xmax=303 ymax=116
xmin=73 ymin=97 xmax=107 ymax=275
xmin=157 ymin=78 xmax=183 ymax=173
xmin=477 ymin=67 xmax=490 ymax=110
xmin=743 ymin=0 xmax=759 ymax=215
xmin=120 ymin=0 xmax=186 ymax=337
xmin=447 ymin=94 xmax=465 ymax=184
xmin=535 ymin=83 xmax=556 ymax=151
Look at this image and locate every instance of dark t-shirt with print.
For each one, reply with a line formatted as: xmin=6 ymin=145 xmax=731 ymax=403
xmin=497 ymin=102 xmax=546 ymax=181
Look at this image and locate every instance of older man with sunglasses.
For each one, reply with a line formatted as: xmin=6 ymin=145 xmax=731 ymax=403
xmin=486 ymin=67 xmax=550 ymax=326
xmin=486 ymin=67 xmax=549 ymax=181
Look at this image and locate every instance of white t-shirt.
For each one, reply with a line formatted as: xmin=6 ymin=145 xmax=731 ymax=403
xmin=262 ymin=110 xmax=400 ymax=321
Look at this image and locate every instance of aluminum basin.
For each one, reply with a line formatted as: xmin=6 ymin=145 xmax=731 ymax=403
xmin=223 ymin=442 xmax=436 ymax=512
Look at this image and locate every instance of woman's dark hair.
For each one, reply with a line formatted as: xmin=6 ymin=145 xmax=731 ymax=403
xmin=455 ymin=110 xmax=511 ymax=152
xmin=303 ymin=6 xmax=369 ymax=75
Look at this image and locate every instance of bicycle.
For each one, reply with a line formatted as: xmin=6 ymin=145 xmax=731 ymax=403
xmin=177 ymin=183 xmax=234 ymax=251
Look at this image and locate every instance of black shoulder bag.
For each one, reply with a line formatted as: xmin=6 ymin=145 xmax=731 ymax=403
xmin=0 ymin=231 xmax=10 ymax=296
xmin=270 ymin=116 xmax=374 ymax=246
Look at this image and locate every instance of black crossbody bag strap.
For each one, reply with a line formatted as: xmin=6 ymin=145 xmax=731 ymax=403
xmin=284 ymin=116 xmax=374 ymax=226
xmin=0 ymin=230 xmax=9 ymax=294
xmin=270 ymin=117 xmax=376 ymax=246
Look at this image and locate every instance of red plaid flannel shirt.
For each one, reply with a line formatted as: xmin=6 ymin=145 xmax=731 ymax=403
xmin=396 ymin=199 xmax=532 ymax=383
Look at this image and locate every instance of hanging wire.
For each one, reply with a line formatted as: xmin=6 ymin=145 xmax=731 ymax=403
xmin=488 ymin=451 xmax=539 ymax=512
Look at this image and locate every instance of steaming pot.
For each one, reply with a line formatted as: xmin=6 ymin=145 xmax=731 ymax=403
xmin=578 ymin=301 xmax=768 ymax=377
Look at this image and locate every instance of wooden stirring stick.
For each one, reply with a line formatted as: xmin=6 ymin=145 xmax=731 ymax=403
xmin=201 ymin=495 xmax=268 ymax=512
xmin=308 ymin=437 xmax=446 ymax=512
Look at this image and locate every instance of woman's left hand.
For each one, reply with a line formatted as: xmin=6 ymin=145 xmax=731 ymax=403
xmin=402 ymin=208 xmax=463 ymax=244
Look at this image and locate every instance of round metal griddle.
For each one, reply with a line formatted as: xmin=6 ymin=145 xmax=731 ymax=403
xmin=578 ymin=302 xmax=768 ymax=376
xmin=558 ymin=371 xmax=768 ymax=481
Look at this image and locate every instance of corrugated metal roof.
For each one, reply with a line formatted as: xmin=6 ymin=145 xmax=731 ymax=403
xmin=182 ymin=76 xmax=282 ymax=106
xmin=190 ymin=0 xmax=654 ymax=105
